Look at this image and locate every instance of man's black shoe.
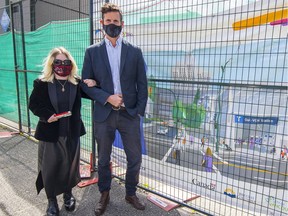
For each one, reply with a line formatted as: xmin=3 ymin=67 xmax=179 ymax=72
xmin=125 ymin=195 xmax=145 ymax=210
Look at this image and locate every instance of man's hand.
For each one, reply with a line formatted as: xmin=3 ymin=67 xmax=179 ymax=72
xmin=107 ymin=94 xmax=123 ymax=107
xmin=83 ymin=79 xmax=97 ymax=87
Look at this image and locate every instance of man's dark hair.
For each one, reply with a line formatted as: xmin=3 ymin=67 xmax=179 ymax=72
xmin=101 ymin=3 xmax=123 ymax=21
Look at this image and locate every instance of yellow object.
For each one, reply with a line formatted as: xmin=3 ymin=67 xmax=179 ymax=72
xmin=173 ymin=150 xmax=177 ymax=159
xmin=148 ymin=86 xmax=152 ymax=94
xmin=206 ymin=147 xmax=213 ymax=156
xmin=233 ymin=9 xmax=288 ymax=30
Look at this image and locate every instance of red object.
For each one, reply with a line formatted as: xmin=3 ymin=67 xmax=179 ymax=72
xmin=0 ymin=131 xmax=19 ymax=138
xmin=77 ymin=178 xmax=98 ymax=188
xmin=147 ymin=193 xmax=201 ymax=212
xmin=90 ymin=153 xmax=94 ymax=172
xmin=270 ymin=18 xmax=288 ymax=25
xmin=147 ymin=194 xmax=180 ymax=211
xmin=54 ymin=111 xmax=72 ymax=118
xmin=79 ymin=164 xmax=91 ymax=178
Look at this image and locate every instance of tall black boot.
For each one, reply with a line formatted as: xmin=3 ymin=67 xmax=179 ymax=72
xmin=46 ymin=198 xmax=59 ymax=216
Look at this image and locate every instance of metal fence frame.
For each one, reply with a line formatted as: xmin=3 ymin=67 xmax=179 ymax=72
xmin=0 ymin=1 xmax=287 ymax=215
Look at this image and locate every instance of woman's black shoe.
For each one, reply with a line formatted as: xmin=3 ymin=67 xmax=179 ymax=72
xmin=46 ymin=198 xmax=59 ymax=216
xmin=63 ymin=192 xmax=76 ymax=212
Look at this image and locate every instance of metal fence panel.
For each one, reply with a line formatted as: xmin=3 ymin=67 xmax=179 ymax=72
xmin=0 ymin=0 xmax=287 ymax=215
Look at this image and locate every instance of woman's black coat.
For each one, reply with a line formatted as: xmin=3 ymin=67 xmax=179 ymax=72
xmin=29 ymin=78 xmax=86 ymax=142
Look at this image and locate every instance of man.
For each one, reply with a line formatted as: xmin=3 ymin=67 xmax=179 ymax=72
xmin=201 ymin=136 xmax=205 ymax=148
xmin=81 ymin=3 xmax=148 ymax=216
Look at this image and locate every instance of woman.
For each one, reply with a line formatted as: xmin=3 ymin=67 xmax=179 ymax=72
xmin=202 ymin=147 xmax=213 ymax=172
xmin=29 ymin=47 xmax=86 ymax=216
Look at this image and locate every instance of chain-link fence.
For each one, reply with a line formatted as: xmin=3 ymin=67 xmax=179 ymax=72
xmin=0 ymin=0 xmax=287 ymax=215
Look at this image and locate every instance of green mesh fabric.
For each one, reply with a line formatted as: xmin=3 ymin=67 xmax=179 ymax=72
xmin=0 ymin=19 xmax=90 ymax=123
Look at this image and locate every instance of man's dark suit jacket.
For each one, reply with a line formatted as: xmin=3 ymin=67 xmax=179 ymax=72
xmin=29 ymin=78 xmax=86 ymax=142
xmin=81 ymin=39 xmax=148 ymax=122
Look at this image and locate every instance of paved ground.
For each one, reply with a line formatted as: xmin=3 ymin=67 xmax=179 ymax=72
xmin=0 ymin=125 xmax=196 ymax=216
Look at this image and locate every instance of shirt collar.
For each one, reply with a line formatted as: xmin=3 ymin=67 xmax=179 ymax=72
xmin=104 ymin=36 xmax=123 ymax=47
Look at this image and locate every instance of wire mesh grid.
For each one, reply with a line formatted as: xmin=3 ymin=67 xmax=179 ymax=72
xmin=0 ymin=0 xmax=287 ymax=215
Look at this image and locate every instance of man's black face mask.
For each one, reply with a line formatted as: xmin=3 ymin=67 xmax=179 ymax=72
xmin=103 ymin=24 xmax=122 ymax=38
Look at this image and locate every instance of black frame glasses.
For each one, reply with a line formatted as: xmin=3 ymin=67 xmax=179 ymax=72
xmin=53 ymin=59 xmax=72 ymax=66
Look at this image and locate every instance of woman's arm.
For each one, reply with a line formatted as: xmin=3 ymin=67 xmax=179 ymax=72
xmin=29 ymin=79 xmax=55 ymax=121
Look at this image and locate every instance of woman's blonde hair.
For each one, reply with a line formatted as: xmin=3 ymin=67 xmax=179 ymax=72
xmin=39 ymin=47 xmax=80 ymax=84
xmin=206 ymin=147 xmax=213 ymax=156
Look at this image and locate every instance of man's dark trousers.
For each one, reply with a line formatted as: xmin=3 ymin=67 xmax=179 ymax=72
xmin=94 ymin=109 xmax=141 ymax=196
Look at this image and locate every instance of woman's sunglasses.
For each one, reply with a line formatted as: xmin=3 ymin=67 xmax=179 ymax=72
xmin=53 ymin=59 xmax=72 ymax=66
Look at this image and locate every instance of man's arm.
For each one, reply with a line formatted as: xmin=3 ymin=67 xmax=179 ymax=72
xmin=81 ymin=48 xmax=110 ymax=105
xmin=136 ymin=48 xmax=148 ymax=116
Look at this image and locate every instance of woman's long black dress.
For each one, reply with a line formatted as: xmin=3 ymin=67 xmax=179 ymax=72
xmin=36 ymin=80 xmax=80 ymax=198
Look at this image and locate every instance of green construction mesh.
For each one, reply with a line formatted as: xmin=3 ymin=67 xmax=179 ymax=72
xmin=0 ymin=18 xmax=90 ymax=124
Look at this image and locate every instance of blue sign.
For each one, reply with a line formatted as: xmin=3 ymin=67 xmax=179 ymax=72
xmin=234 ymin=115 xmax=278 ymax=125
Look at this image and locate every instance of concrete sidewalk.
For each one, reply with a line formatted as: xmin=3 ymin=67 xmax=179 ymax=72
xmin=0 ymin=125 xmax=191 ymax=216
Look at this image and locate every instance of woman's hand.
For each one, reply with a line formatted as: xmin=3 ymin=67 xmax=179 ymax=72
xmin=47 ymin=114 xmax=58 ymax=123
xmin=83 ymin=79 xmax=97 ymax=87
